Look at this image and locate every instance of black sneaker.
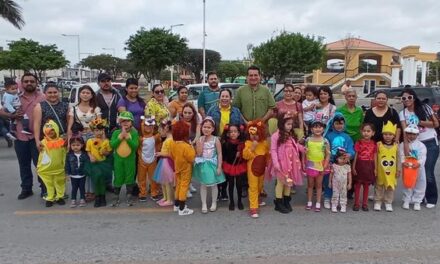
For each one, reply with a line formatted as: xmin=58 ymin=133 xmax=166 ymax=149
xmin=46 ymin=201 xmax=54 ymax=207
xmin=6 ymin=138 xmax=13 ymax=148
xmin=57 ymin=198 xmax=66 ymax=205
xmin=18 ymin=191 xmax=33 ymax=200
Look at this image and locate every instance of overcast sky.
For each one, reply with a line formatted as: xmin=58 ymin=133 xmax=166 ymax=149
xmin=1 ymin=0 xmax=439 ymax=66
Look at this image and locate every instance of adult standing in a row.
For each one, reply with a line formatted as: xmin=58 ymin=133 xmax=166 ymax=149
xmin=0 ymin=73 xmax=45 ymax=199
xmin=117 ymin=78 xmax=145 ymax=131
xmin=233 ymin=66 xmax=275 ymax=124
xmin=275 ymin=84 xmax=304 ymax=139
xmin=145 ymin=84 xmax=170 ymax=123
xmin=198 ymin=72 xmax=221 ymax=119
xmin=337 ymin=89 xmax=363 ymax=142
xmin=34 ymin=84 xmax=69 ymax=150
xmin=168 ymin=86 xmax=189 ymax=119
xmin=399 ymin=88 xmax=439 ymax=209
xmin=364 ymin=91 xmax=401 ymax=143
xmin=95 ymin=73 xmax=121 ymax=137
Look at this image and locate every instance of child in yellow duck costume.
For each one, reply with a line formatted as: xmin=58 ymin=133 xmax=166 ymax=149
xmin=137 ymin=115 xmax=162 ymax=202
xmin=110 ymin=111 xmax=139 ymax=206
xmin=37 ymin=120 xmax=67 ymax=207
xmin=243 ymin=120 xmax=270 ymax=218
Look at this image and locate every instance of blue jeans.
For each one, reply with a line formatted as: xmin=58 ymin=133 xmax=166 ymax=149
xmin=14 ymin=139 xmax=46 ymax=193
xmin=323 ymin=173 xmax=332 ymax=200
xmin=422 ymin=138 xmax=439 ymax=204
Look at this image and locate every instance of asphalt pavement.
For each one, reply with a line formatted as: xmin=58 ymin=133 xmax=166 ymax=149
xmin=1 ymin=139 xmax=440 ymax=264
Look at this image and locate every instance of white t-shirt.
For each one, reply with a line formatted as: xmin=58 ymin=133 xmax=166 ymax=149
xmin=69 ymin=106 xmax=102 ymax=129
xmin=302 ymin=99 xmax=319 ymax=122
xmin=399 ymin=107 xmax=437 ymax=142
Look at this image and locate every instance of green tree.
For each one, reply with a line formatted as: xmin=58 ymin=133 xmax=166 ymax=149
xmin=118 ymin=58 xmax=141 ymax=79
xmin=0 ymin=0 xmax=25 ymax=29
xmin=181 ymin=49 xmax=221 ymax=83
xmin=0 ymin=38 xmax=68 ymax=80
xmin=80 ymin=54 xmax=122 ymax=79
xmin=125 ymin=27 xmax=187 ymax=83
xmin=216 ymin=61 xmax=246 ymax=82
xmin=252 ymin=31 xmax=326 ymax=82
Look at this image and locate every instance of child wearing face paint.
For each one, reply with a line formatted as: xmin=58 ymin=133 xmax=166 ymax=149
xmin=192 ymin=117 xmax=225 ymax=213
xmin=137 ymin=115 xmax=162 ymax=203
xmin=37 ymin=120 xmax=67 ymax=207
xmin=374 ymin=121 xmax=399 ymax=212
xmin=243 ymin=120 xmax=270 ymax=218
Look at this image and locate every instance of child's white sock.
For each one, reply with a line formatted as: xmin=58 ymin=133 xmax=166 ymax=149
xmin=211 ymin=185 xmax=218 ymax=211
xmin=200 ymin=185 xmax=208 ymax=212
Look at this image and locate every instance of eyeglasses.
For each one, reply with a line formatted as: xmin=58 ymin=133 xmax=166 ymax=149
xmin=154 ymin=90 xmax=165 ymax=95
xmin=401 ymin=95 xmax=414 ymax=101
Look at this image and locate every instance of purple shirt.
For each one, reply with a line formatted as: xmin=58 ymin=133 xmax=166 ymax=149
xmin=117 ymin=98 xmax=145 ymax=130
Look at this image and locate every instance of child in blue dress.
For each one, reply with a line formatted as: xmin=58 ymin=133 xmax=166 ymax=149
xmin=192 ymin=117 xmax=226 ymax=213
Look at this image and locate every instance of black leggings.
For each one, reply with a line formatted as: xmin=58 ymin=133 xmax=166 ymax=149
xmin=71 ymin=177 xmax=86 ymax=200
xmin=227 ymin=173 xmax=244 ymax=204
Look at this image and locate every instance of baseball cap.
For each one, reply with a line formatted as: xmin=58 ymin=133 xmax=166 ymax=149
xmin=97 ymin=73 xmax=112 ymax=82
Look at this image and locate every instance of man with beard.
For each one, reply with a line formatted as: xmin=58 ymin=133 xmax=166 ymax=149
xmin=95 ymin=73 xmax=121 ymax=137
xmin=198 ymin=71 xmax=221 ymax=119
xmin=0 ymin=73 xmax=46 ymax=199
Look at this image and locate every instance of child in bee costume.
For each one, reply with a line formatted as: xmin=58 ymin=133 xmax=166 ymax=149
xmin=110 ymin=111 xmax=140 ymax=206
xmin=37 ymin=120 xmax=67 ymax=207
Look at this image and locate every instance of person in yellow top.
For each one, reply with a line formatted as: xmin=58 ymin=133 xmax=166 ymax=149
xmin=169 ymin=120 xmax=196 ymax=216
xmin=37 ymin=120 xmax=67 ymax=207
xmin=243 ymin=120 xmax=270 ymax=218
xmin=374 ymin=121 xmax=399 ymax=212
xmin=145 ymin=84 xmax=170 ymax=123
xmin=85 ymin=118 xmax=112 ymax=207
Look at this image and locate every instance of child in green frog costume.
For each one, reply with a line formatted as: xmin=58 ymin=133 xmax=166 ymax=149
xmin=110 ymin=111 xmax=139 ymax=206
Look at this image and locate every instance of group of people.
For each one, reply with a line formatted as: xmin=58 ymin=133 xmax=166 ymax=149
xmin=0 ymin=66 xmax=438 ymax=218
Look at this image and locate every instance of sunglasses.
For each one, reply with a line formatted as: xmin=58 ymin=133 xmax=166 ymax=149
xmin=154 ymin=90 xmax=165 ymax=95
xmin=401 ymin=95 xmax=414 ymax=101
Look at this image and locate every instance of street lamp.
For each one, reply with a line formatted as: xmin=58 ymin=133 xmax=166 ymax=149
xmin=170 ymin=23 xmax=184 ymax=89
xmin=202 ymin=0 xmax=206 ymax=84
xmin=61 ymin=34 xmax=82 ymax=83
xmin=102 ymin=47 xmax=115 ymax=57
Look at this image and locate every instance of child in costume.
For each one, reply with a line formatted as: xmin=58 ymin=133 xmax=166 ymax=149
xmin=137 ymin=115 xmax=162 ymax=202
xmin=37 ymin=120 xmax=67 ymax=207
xmin=329 ymin=149 xmax=352 ymax=213
xmin=352 ymin=123 xmax=377 ymax=211
xmin=243 ymin=120 xmax=270 ymax=218
xmin=85 ymin=118 xmax=112 ymax=207
xmin=193 ymin=117 xmax=226 ymax=213
xmin=170 ymin=120 xmax=196 ymax=216
xmin=400 ymin=124 xmax=427 ymax=211
xmin=221 ymin=123 xmax=247 ymax=211
xmin=110 ymin=111 xmax=140 ymax=207
xmin=65 ymin=136 xmax=89 ymax=208
xmin=153 ymin=119 xmax=175 ymax=207
xmin=323 ymin=113 xmax=355 ymax=210
xmin=374 ymin=121 xmax=399 ymax=212
xmin=270 ymin=111 xmax=304 ymax=214
xmin=305 ymin=120 xmax=330 ymax=212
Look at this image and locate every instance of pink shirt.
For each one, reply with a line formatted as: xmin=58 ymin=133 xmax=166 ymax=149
xmin=16 ymin=91 xmax=45 ymax=141
xmin=276 ymin=100 xmax=302 ymax=128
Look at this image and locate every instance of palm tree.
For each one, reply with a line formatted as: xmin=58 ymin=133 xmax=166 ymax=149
xmin=0 ymin=0 xmax=25 ymax=30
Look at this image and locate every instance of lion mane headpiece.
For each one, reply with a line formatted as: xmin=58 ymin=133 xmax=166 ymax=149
xmin=247 ymin=119 xmax=266 ymax=141
xmin=172 ymin=120 xmax=190 ymax=141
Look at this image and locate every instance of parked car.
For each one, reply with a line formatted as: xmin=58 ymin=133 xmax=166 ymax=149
xmin=168 ymin=83 xmax=241 ymax=109
xmin=64 ymin=82 xmax=100 ymax=107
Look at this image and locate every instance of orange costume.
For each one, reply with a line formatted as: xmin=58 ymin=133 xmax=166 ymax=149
xmin=242 ymin=120 xmax=270 ymax=218
xmin=137 ymin=116 xmax=161 ymax=200
xmin=170 ymin=120 xmax=196 ymax=215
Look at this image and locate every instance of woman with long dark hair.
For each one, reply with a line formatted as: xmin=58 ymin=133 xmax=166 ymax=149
xmin=315 ymin=86 xmax=336 ymax=126
xmin=168 ymin=86 xmax=189 ymax=119
xmin=117 ymin=78 xmax=146 ymax=130
xmin=399 ymin=88 xmax=439 ymax=209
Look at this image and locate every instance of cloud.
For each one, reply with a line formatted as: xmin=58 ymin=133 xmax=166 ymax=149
xmin=1 ymin=0 xmax=439 ymax=65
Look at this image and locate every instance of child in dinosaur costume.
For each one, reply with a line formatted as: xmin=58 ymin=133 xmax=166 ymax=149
xmin=37 ymin=120 xmax=67 ymax=207
xmin=110 ymin=111 xmax=139 ymax=206
xmin=137 ymin=115 xmax=162 ymax=202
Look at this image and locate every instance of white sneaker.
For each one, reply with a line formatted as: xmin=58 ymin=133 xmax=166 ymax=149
xmin=173 ymin=205 xmax=179 ymax=212
xmin=426 ymin=203 xmax=436 ymax=209
xmin=414 ymin=203 xmax=421 ymax=211
xmin=189 ymin=184 xmax=197 ymax=193
xmin=201 ymin=204 xmax=208 ymax=214
xmin=259 ymin=201 xmax=266 ymax=206
xmin=250 ymin=212 xmax=259 ymax=218
xmin=373 ymin=202 xmax=381 ymax=211
xmin=186 ymin=190 xmax=192 ymax=198
xmin=402 ymin=202 xmax=410 ymax=210
xmin=6 ymin=132 xmax=16 ymax=141
xmin=178 ymin=207 xmax=194 ymax=216
xmin=209 ymin=202 xmax=217 ymax=212
xmin=368 ymin=195 xmax=374 ymax=201
xmin=324 ymin=199 xmax=331 ymax=209
xmin=340 ymin=205 xmax=347 ymax=213
xmin=331 ymin=206 xmax=337 ymax=213
xmin=385 ymin=203 xmax=393 ymax=212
